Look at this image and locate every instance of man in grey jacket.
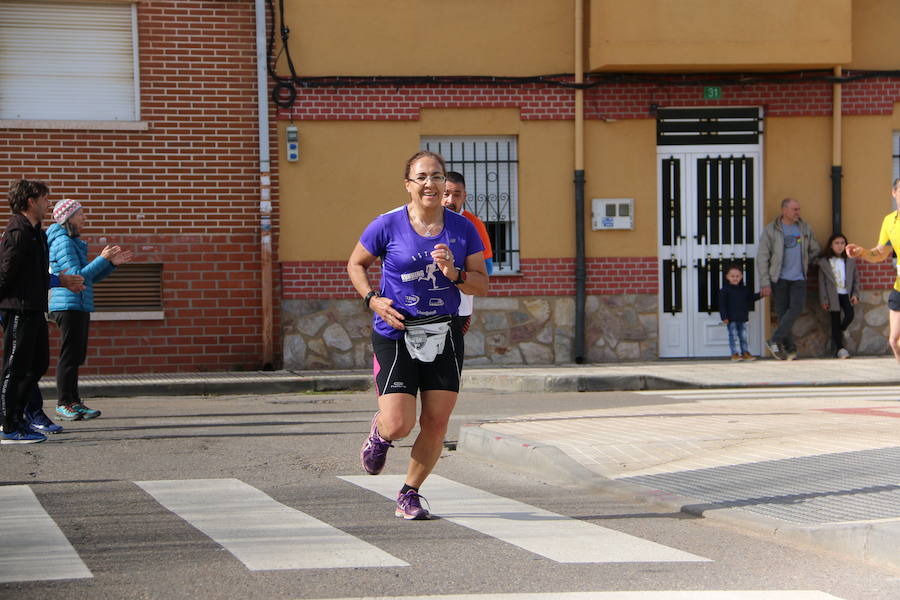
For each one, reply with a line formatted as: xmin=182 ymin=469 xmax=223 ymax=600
xmin=756 ymin=198 xmax=820 ymax=360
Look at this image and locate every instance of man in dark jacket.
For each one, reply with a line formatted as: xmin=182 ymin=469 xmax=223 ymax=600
xmin=0 ymin=179 xmax=53 ymax=443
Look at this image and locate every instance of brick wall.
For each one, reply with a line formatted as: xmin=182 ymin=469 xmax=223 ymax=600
xmin=282 ymin=257 xmax=658 ymax=300
xmin=283 ymin=257 xmax=896 ymax=303
xmin=858 ymin=260 xmax=897 ymax=291
xmin=1 ymin=1 xmax=281 ymax=374
xmin=282 ymin=74 xmax=900 ymax=122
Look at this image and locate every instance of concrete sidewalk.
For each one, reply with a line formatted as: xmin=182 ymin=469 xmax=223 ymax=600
xmin=58 ymin=356 xmax=900 ymax=572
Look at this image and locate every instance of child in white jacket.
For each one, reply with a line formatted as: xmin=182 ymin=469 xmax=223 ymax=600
xmin=816 ymin=233 xmax=860 ymax=358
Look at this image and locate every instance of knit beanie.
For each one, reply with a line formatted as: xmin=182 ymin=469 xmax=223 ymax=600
xmin=53 ymin=198 xmax=82 ymax=225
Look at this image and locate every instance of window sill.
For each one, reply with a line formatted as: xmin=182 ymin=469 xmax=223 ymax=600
xmin=91 ymin=311 xmax=164 ymax=321
xmin=0 ymin=120 xmax=149 ymax=131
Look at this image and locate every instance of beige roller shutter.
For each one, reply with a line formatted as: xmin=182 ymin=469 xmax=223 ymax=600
xmin=0 ymin=1 xmax=139 ymax=120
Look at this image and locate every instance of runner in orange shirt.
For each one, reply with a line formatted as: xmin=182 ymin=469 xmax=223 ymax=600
xmin=442 ymin=171 xmax=492 ymax=333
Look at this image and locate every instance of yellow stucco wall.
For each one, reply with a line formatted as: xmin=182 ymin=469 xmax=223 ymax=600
xmin=589 ymin=0 xmax=852 ymax=71
xmin=760 ymin=112 xmax=897 ymax=247
xmin=763 ymin=117 xmax=833 ymax=241
xmin=849 ymin=0 xmax=900 ymax=69
xmin=584 ymin=120 xmax=658 ymax=257
xmin=842 ymin=114 xmax=896 ymax=245
xmin=276 ymin=0 xmax=572 ymax=77
xmin=278 ymin=120 xmax=421 ymax=261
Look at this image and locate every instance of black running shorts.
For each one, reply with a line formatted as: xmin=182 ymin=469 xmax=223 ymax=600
xmin=889 ymin=289 xmax=900 ymax=312
xmin=372 ymin=322 xmax=464 ymax=396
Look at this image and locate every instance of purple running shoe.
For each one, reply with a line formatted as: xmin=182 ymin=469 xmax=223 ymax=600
xmin=360 ymin=411 xmax=393 ymax=475
xmin=395 ymin=489 xmax=430 ymax=520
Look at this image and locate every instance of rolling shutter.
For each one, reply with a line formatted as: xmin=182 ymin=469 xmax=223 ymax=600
xmin=0 ymin=1 xmax=139 ymax=120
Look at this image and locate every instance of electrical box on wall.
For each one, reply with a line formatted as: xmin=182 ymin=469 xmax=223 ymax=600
xmin=285 ymin=125 xmax=299 ymax=162
xmin=592 ymin=198 xmax=634 ymax=230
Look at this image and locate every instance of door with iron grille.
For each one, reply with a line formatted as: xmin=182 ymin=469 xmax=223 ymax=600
xmin=657 ymin=148 xmax=763 ymax=357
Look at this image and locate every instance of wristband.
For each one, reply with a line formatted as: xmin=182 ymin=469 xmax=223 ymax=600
xmin=364 ymin=290 xmax=380 ymax=308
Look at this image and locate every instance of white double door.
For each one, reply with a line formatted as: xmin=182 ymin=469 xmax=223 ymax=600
xmin=657 ymin=146 xmax=764 ymax=358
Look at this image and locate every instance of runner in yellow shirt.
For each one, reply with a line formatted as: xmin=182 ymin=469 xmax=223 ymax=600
xmin=846 ymin=178 xmax=900 ymax=362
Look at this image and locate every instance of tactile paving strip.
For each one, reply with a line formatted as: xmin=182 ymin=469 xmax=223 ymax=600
xmin=624 ymin=446 xmax=900 ymax=524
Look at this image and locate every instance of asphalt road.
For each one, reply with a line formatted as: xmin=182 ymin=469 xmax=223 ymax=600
xmin=3 ymin=389 xmax=899 ymax=600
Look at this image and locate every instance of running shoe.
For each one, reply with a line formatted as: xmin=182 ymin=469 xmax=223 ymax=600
xmin=836 ymin=348 xmax=850 ymax=359
xmin=360 ymin=411 xmax=392 ymax=475
xmin=0 ymin=428 xmax=47 ymax=444
xmin=395 ymin=489 xmax=430 ymax=520
xmin=29 ymin=419 xmax=63 ymax=435
xmin=786 ymin=350 xmax=798 ymax=361
xmin=72 ymin=403 xmax=101 ymax=420
xmin=55 ymin=404 xmax=83 ymax=421
xmin=27 ymin=410 xmax=64 ymax=434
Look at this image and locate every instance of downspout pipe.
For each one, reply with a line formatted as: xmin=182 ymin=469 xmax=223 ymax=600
xmin=256 ymin=0 xmax=275 ymax=369
xmin=573 ymin=0 xmax=586 ymax=363
xmin=831 ymin=66 xmax=842 ymax=235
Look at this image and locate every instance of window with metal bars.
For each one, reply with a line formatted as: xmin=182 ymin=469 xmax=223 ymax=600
xmin=421 ymin=136 xmax=520 ymax=274
xmin=93 ymin=263 xmax=163 ymax=313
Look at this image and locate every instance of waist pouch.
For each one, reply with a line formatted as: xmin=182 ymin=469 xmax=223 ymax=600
xmin=403 ymin=315 xmax=452 ymax=362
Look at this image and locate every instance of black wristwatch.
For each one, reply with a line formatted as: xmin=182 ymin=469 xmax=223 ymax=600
xmin=364 ymin=290 xmax=380 ymax=308
xmin=452 ymin=269 xmax=467 ymax=285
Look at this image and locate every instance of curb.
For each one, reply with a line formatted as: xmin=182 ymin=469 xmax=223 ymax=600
xmin=34 ymin=362 xmax=900 ymax=399
xmin=457 ymin=423 xmax=900 ymax=573
xmin=460 ymin=373 xmax=691 ymax=393
xmin=38 ymin=374 xmax=373 ymax=399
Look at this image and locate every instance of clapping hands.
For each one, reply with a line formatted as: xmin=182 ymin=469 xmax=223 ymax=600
xmin=100 ymin=244 xmax=134 ymax=266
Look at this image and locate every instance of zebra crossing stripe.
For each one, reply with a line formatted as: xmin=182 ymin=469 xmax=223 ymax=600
xmin=135 ymin=478 xmax=408 ymax=570
xmin=340 ymin=475 xmax=709 ymax=564
xmin=0 ymin=485 xmax=92 ymax=583
xmin=311 ymin=590 xmax=847 ymax=599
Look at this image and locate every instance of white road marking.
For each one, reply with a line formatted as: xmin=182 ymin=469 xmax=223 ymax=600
xmin=340 ymin=474 xmax=709 ymax=564
xmin=136 ymin=478 xmax=407 ymax=570
xmin=311 ymin=590 xmax=847 ymax=599
xmin=0 ymin=485 xmax=92 ymax=583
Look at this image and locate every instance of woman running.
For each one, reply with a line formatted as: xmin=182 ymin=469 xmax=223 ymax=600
xmin=347 ymin=150 xmax=488 ymax=519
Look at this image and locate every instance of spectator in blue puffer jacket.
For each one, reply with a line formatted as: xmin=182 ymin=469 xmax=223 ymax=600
xmin=48 ymin=199 xmax=133 ymax=421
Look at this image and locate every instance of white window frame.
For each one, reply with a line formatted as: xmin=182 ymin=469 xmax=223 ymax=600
xmin=893 ymin=131 xmax=900 ymax=186
xmin=420 ymin=136 xmax=520 ymax=274
xmin=0 ymin=1 xmax=141 ymax=125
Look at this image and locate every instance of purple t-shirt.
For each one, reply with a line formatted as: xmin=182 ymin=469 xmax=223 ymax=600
xmin=360 ymin=206 xmax=485 ymax=339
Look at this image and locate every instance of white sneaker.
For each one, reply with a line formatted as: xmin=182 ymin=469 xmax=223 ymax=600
xmin=836 ymin=348 xmax=850 ymax=359
xmin=766 ymin=341 xmax=785 ymax=360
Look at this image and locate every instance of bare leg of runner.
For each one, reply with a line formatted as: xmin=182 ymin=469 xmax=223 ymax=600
xmin=889 ymin=310 xmax=900 ymax=363
xmin=405 ymin=390 xmax=457 ymax=488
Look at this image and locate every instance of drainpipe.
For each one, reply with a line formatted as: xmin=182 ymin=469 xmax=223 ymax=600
xmin=573 ymin=0 xmax=586 ymax=363
xmin=831 ymin=66 xmax=842 ymax=235
xmin=256 ymin=0 xmax=274 ymax=369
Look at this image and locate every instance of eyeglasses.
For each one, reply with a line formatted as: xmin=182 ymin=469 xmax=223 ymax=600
xmin=407 ymin=174 xmax=446 ymax=185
